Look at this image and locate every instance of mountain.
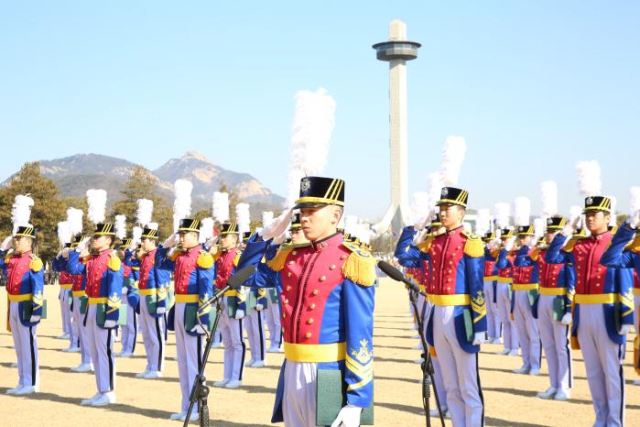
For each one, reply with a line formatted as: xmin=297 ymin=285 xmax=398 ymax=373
xmin=4 ymin=152 xmax=285 ymax=214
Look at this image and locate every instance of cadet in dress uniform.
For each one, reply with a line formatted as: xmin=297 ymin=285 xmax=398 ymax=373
xmin=135 ymin=226 xmax=170 ymax=379
xmin=600 ymin=212 xmax=640 ymax=384
xmin=118 ymin=238 xmax=140 ymax=357
xmin=547 ymin=196 xmax=633 ymax=426
xmin=2 ymin=225 xmax=44 ymax=396
xmin=509 ymin=225 xmax=542 ymax=375
xmin=534 ymin=216 xmax=574 ymax=400
xmin=482 ymin=231 xmax=501 ymax=343
xmin=67 ymin=223 xmax=124 ymax=406
xmin=495 ymin=228 xmax=520 ymax=356
xmin=248 ymin=176 xmax=376 ymax=427
xmin=424 ymin=187 xmax=485 ymax=427
xmin=156 ymin=218 xmax=214 ymax=422
xmin=53 ymin=248 xmax=75 ymax=348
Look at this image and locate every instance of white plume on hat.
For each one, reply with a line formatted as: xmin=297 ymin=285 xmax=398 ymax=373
xmin=199 ymin=218 xmax=214 ymax=243
xmin=427 ymin=172 xmax=443 ymax=208
xmin=212 ymin=192 xmax=230 ymax=224
xmin=630 ymin=187 xmax=640 ymax=217
xmin=609 ymin=197 xmax=617 ymax=226
xmin=147 ymin=222 xmax=159 ymax=231
xmin=66 ymin=208 xmax=84 ymax=236
xmin=262 ymin=211 xmax=274 ymax=228
xmin=86 ymin=189 xmax=107 ymax=225
xmin=132 ymin=226 xmax=143 ymax=244
xmin=576 ymin=161 xmax=602 ymax=196
xmin=513 ymin=197 xmax=531 ymax=227
xmin=57 ymin=221 xmax=72 ymax=245
xmin=11 ymin=194 xmax=35 ymax=233
xmin=533 ymin=218 xmax=545 ymax=241
xmin=475 ymin=209 xmax=491 ymax=236
xmin=136 ymin=199 xmax=154 ymax=227
xmin=173 ymin=179 xmax=193 ymax=232
xmin=569 ymin=205 xmax=582 ymax=221
xmin=540 ymin=181 xmax=558 ymax=217
xmin=236 ymin=203 xmax=251 ymax=235
xmin=114 ymin=215 xmax=127 ymax=240
xmin=440 ymin=136 xmax=467 ymax=187
xmin=410 ymin=192 xmax=430 ymax=225
xmin=344 ymin=215 xmax=359 ymax=237
xmin=356 ymin=223 xmax=373 ymax=245
xmin=494 ymin=202 xmax=511 ymax=229
xmin=286 ymin=88 xmax=337 ymax=207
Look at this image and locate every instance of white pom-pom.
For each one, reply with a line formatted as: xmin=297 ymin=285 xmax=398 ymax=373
xmin=513 ymin=197 xmax=531 ymax=227
xmin=494 ymin=202 xmax=511 ymax=229
xmin=286 ymin=88 xmax=337 ymax=207
xmin=630 ymin=187 xmax=640 ymax=216
xmin=576 ymin=161 xmax=602 ymax=196
xmin=533 ymin=218 xmax=545 ymax=240
xmin=66 ymin=208 xmax=84 ymax=236
xmin=475 ymin=209 xmax=491 ymax=236
xmin=440 ymin=136 xmax=467 ymax=187
xmin=609 ymin=197 xmax=617 ymax=226
xmin=136 ymin=199 xmax=154 ymax=226
xmin=57 ymin=221 xmax=72 ymax=245
xmin=262 ymin=211 xmax=274 ymax=228
xmin=199 ymin=218 xmax=215 ymax=243
xmin=132 ymin=226 xmax=143 ymax=243
xmin=147 ymin=222 xmax=159 ymax=231
xmin=173 ymin=180 xmax=193 ymax=232
xmin=86 ymin=189 xmax=107 ymax=225
xmin=236 ymin=203 xmax=251 ymax=235
xmin=11 ymin=194 xmax=35 ymax=230
xmin=212 ymin=192 xmax=230 ymax=223
xmin=410 ymin=192 xmax=430 ymax=224
xmin=114 ymin=215 xmax=127 ymax=240
xmin=540 ymin=181 xmax=558 ymax=217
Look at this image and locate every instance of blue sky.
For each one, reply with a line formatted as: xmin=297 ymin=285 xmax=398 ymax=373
xmin=1 ymin=1 xmax=638 ymax=220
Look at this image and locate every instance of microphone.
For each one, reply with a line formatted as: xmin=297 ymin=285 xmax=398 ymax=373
xmin=377 ymin=260 xmax=427 ymax=297
xmin=199 ymin=264 xmax=257 ymax=311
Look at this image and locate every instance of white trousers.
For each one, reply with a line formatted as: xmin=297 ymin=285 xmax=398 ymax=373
xmin=634 ymin=294 xmax=640 ymax=333
xmin=578 ymin=304 xmax=625 ymax=427
xmin=85 ymin=304 xmax=115 ymax=393
xmin=433 ymin=306 xmax=484 ymax=427
xmin=219 ymin=307 xmax=246 ymax=381
xmin=424 ymin=301 xmax=448 ymax=409
xmin=9 ymin=301 xmax=39 ymax=388
xmin=512 ymin=290 xmax=540 ymax=370
xmin=484 ymin=281 xmax=501 ymax=339
xmin=174 ymin=303 xmax=204 ymax=413
xmin=537 ymin=294 xmax=572 ymax=390
xmin=60 ymin=288 xmax=75 ymax=347
xmin=496 ymin=283 xmax=519 ymax=352
xmin=139 ymin=301 xmax=165 ymax=372
xmin=246 ymin=309 xmax=266 ymax=363
xmin=283 ymin=361 xmax=318 ymax=427
xmin=264 ymin=297 xmax=282 ymax=349
xmin=120 ymin=302 xmax=138 ymax=354
xmin=73 ymin=296 xmax=91 ymax=364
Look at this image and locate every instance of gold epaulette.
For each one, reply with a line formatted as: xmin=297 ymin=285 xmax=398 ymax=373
xmin=107 ymin=252 xmax=121 ymax=272
xmin=625 ymin=234 xmax=640 ymax=254
xmin=267 ymin=246 xmax=294 ymax=272
xmin=197 ymin=250 xmax=214 ymax=269
xmin=490 ymin=249 xmax=500 ymax=259
xmin=233 ymin=250 xmax=241 ymax=267
xmin=29 ymin=254 xmax=43 ymax=272
xmin=416 ymin=235 xmax=434 ymax=253
xmin=341 ymin=242 xmax=376 ymax=287
xmin=169 ymin=249 xmax=181 ymax=262
xmin=530 ymin=248 xmax=541 ymax=262
xmin=212 ymin=251 xmax=222 ymax=262
xmin=462 ymin=231 xmax=483 ymax=258
xmin=562 ymin=237 xmax=583 ymax=253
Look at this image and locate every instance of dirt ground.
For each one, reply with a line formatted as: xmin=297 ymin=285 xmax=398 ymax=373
xmin=0 ymin=280 xmax=638 ymax=427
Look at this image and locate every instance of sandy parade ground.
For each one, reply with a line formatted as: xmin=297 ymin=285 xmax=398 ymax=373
xmin=0 ymin=280 xmax=638 ymax=427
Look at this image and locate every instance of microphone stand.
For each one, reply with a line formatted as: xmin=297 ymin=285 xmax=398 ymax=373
xmin=408 ymin=284 xmax=445 ymax=427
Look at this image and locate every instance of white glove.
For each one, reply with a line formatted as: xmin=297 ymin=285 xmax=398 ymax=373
xmin=619 ymin=324 xmax=632 ymax=335
xmin=411 ymin=228 xmax=429 ymax=246
xmin=560 ymin=312 xmax=572 ymax=325
xmin=256 ymin=303 xmax=264 ymax=311
xmin=190 ymin=324 xmax=207 ymax=334
xmin=29 ymin=315 xmax=41 ymax=323
xmin=273 ymin=232 xmax=287 ymax=246
xmin=263 ymin=208 xmax=293 ymax=240
xmin=162 ymin=233 xmax=178 ymax=249
xmin=413 ymin=209 xmax=434 ymax=232
xmin=156 ymin=307 xmax=166 ymax=315
xmin=76 ymin=237 xmax=91 ymax=252
xmin=504 ymin=237 xmax=515 ymax=251
xmin=472 ymin=331 xmax=485 ymax=346
xmin=104 ymin=319 xmax=117 ymax=328
xmin=234 ymin=309 xmax=245 ymax=320
xmin=563 ymin=216 xmax=581 ymax=237
xmin=0 ymin=236 xmax=12 ymax=251
xmin=254 ymin=227 xmax=264 ymax=237
xmin=330 ymin=404 xmax=362 ymax=427
xmin=61 ymin=247 xmax=71 ymax=259
xmin=129 ymin=240 xmax=139 ymax=251
xmin=629 ymin=211 xmax=640 ymax=229
xmin=205 ymin=236 xmax=218 ymax=250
